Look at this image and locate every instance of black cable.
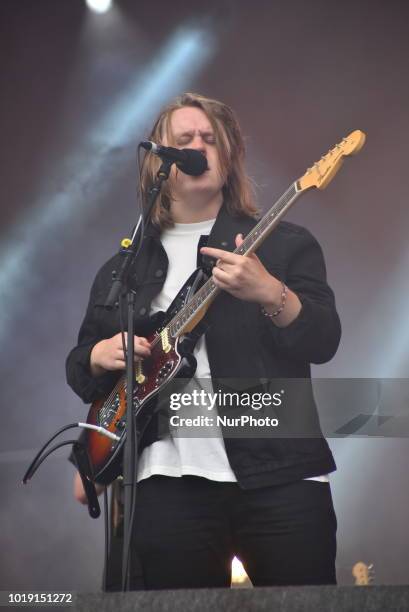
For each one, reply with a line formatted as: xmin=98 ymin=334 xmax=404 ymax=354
xmin=23 ymin=439 xmax=80 ymax=482
xmin=22 ymin=423 xmax=81 ymax=483
xmin=23 ymin=426 xmax=104 ymax=518
xmin=101 ymin=486 xmax=110 ymax=591
xmin=121 ymin=411 xmax=139 ymax=588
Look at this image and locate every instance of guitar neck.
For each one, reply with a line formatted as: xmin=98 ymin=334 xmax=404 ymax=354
xmin=233 ymin=182 xmax=301 ymax=256
xmin=168 ymin=181 xmax=302 ymax=338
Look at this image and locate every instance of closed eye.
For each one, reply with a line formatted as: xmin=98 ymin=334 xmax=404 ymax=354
xmin=203 ymin=134 xmax=216 ymax=144
xmin=176 ymin=135 xmax=192 ymax=146
xmin=175 ymin=132 xmax=216 ymax=146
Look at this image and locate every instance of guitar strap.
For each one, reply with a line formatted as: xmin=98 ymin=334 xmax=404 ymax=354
xmin=72 ymin=441 xmax=101 ymax=519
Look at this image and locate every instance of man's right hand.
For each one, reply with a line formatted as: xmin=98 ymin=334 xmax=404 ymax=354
xmin=90 ymin=332 xmax=151 ymax=377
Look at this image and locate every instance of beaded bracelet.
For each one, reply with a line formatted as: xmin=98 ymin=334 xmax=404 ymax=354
xmin=261 ymin=282 xmax=288 ymax=318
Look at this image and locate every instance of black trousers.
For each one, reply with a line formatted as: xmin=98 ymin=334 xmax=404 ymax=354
xmin=132 ymin=475 xmax=337 ymax=590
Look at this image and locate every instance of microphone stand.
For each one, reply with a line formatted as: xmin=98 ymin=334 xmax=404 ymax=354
xmin=104 ymin=159 xmax=172 ymax=591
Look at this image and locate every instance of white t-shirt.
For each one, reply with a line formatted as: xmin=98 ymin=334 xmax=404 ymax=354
xmin=137 ymin=219 xmax=237 ymax=482
xmin=136 ymin=218 xmax=328 ymax=484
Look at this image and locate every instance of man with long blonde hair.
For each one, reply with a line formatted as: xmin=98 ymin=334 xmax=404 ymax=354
xmin=67 ymin=92 xmax=340 ymax=589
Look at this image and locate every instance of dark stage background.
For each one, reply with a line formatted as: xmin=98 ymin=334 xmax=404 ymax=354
xmin=0 ymin=0 xmax=408 ymax=592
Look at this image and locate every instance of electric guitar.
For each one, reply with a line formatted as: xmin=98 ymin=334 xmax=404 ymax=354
xmin=85 ymin=130 xmax=366 ymax=484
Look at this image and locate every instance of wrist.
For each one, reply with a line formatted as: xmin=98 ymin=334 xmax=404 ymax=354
xmin=90 ymin=342 xmax=107 ymax=377
xmin=260 ymin=279 xmax=288 ymax=319
xmin=259 ymin=277 xmax=284 ymax=311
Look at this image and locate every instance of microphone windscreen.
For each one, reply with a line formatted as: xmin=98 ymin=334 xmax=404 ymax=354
xmin=177 ymin=149 xmax=208 ymax=177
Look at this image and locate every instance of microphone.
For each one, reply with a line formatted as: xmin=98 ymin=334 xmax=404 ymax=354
xmin=140 ymin=141 xmax=208 ymax=177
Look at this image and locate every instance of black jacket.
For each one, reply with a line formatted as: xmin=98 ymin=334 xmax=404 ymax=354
xmin=66 ymin=204 xmax=341 ymax=489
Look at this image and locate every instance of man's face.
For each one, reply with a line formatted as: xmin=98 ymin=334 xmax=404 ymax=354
xmin=164 ymin=106 xmax=226 ymax=203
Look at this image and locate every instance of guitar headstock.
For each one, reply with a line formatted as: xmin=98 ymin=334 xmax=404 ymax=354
xmin=352 ymin=561 xmax=375 ymax=586
xmin=298 ymin=129 xmax=366 ymax=191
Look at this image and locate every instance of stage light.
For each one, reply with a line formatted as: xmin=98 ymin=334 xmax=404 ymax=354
xmin=231 ymin=556 xmax=251 ymax=587
xmin=0 ymin=27 xmax=215 ymax=344
xmin=85 ymin=0 xmax=112 ymax=14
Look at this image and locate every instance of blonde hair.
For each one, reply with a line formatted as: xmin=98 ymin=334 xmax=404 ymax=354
xmin=140 ymin=92 xmax=258 ymax=229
